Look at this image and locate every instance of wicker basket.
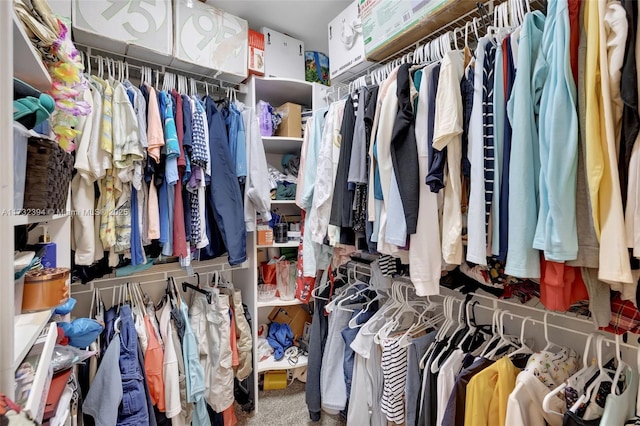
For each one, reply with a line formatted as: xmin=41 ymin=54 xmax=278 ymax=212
xmin=22 ymin=137 xmax=73 ymax=214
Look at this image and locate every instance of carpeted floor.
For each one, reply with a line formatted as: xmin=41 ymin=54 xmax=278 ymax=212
xmin=235 ymin=380 xmax=346 ymax=426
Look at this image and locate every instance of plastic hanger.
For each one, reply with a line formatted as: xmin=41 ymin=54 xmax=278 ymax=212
xmin=508 ymin=316 xmax=533 ymax=358
xmin=543 ymin=333 xmax=597 ymax=416
xmin=542 ymin=311 xmax=562 ymax=352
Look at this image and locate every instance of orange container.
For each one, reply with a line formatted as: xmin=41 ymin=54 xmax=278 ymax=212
xmin=22 ymin=267 xmax=70 ymax=312
xmin=257 ymin=226 xmax=273 ymax=246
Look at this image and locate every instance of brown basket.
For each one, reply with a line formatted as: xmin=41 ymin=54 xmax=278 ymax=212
xmin=23 ymin=137 xmax=73 ymax=214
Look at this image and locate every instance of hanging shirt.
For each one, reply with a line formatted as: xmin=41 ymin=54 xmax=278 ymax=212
xmin=505 ymin=11 xmax=547 ymax=278
xmin=497 ymin=37 xmax=516 ymax=262
xmin=425 ymin=63 xmax=445 ymax=193
xmin=410 ymin=63 xmax=443 ymax=296
xmin=204 ymin=96 xmax=247 ymax=265
xmin=467 ymin=36 xmax=490 ymax=267
xmin=171 ymin=91 xmax=188 ymax=260
xmin=464 ymin=356 xmax=520 ymax=426
xmin=390 ymin=63 xmax=420 ymax=235
xmin=145 ymin=83 xmax=165 ymax=163
xmin=483 ymin=42 xmax=498 ymax=243
xmin=433 ymin=50 xmax=466 ymax=266
xmin=309 ymin=99 xmax=346 ymax=245
xmin=596 ymin=0 xmax=634 ymax=290
xmin=534 ymin=0 xmax=580 ymax=263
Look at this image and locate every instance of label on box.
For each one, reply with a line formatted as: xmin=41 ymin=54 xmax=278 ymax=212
xmin=359 ymin=0 xmax=449 ymax=56
xmin=73 ymin=0 xmax=172 ymax=53
xmin=248 ymin=29 xmax=265 ymax=75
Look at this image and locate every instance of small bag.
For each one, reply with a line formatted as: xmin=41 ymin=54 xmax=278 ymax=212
xmin=260 ymin=257 xmax=278 ymax=285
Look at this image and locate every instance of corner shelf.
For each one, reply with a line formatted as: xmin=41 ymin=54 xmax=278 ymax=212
xmin=262 ymin=136 xmax=303 ymax=154
xmin=13 ymin=12 xmax=51 ymax=91
xmin=257 ymin=353 xmax=308 ymax=373
xmin=254 ymin=77 xmax=313 ymax=107
xmin=256 ymin=241 xmax=300 ymax=249
xmin=14 ymin=309 xmax=52 ymax=369
xmin=257 ymin=297 xmax=302 ymax=309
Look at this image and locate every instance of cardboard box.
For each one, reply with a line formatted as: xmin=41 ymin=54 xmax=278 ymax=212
xmin=174 ymin=0 xmax=248 ymax=81
xmin=261 ymin=27 xmax=305 ymax=80
xmin=269 ymin=305 xmax=312 ymax=340
xmin=275 ymin=103 xmax=302 ymax=138
xmin=72 ymin=0 xmax=172 ymax=57
xmin=328 ymin=0 xmax=374 ymax=82
xmin=359 ymin=0 xmax=476 ymax=61
xmin=248 ymin=29 xmax=265 ymax=76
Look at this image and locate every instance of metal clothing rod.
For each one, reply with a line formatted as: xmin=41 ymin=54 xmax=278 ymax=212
xmin=470 ymin=301 xmax=640 ymax=352
xmin=76 ymin=43 xmax=247 ymax=94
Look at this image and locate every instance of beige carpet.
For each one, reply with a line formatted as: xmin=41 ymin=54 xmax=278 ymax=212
xmin=235 ymin=380 xmax=346 ymax=426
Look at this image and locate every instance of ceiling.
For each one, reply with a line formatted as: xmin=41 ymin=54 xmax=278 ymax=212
xmin=208 ymin=0 xmax=352 ymax=54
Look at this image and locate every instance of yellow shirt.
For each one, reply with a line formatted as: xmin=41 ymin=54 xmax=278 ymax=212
xmin=464 ymin=356 xmax=520 ymax=426
xmin=584 ymin=0 xmax=603 ymax=239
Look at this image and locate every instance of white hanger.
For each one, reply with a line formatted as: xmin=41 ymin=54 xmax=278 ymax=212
xmin=508 ymin=316 xmax=533 ymax=358
xmin=542 ymin=311 xmax=561 ymax=352
xmin=543 ymin=333 xmax=596 ymax=417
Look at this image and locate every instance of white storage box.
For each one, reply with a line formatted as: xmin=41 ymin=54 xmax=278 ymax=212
xmin=260 ymin=27 xmax=305 ymax=81
xmin=174 ymin=0 xmax=248 ymax=82
xmin=328 ymin=1 xmax=373 ymax=82
xmin=72 ymin=0 xmax=172 ymax=59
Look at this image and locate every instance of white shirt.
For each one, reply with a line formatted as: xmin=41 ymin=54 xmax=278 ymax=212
xmin=433 ymin=50 xmax=466 ymax=266
xmin=159 ymin=303 xmax=181 ymax=418
xmin=410 ymin=63 xmax=443 ymax=296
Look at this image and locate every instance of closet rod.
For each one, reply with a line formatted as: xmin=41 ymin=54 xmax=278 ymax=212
xmin=470 ymin=301 xmax=640 ymax=352
xmin=76 ymin=44 xmax=248 ymax=94
xmin=464 ymin=289 xmax=595 ymax=327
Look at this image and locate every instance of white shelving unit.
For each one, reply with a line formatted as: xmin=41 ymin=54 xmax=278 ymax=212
xmin=12 ymin=12 xmax=51 ymax=92
xmin=243 ymin=76 xmax=328 ymax=413
xmin=1 ymin=3 xmax=60 ymax=396
xmin=257 ymin=297 xmax=303 ymax=309
xmin=256 ymin=241 xmax=300 ymax=249
xmin=257 ymin=354 xmax=308 ymax=373
xmin=262 ymin=136 xmax=303 ymax=155
xmin=12 ymin=213 xmax=68 ymax=226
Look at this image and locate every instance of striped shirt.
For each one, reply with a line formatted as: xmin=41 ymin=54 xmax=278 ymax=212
xmin=380 ymin=337 xmax=409 ymax=424
xmin=483 ymin=42 xmax=498 ymax=235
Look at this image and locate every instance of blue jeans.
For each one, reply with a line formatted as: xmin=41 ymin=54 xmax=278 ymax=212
xmin=117 ymin=304 xmax=149 ymax=426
